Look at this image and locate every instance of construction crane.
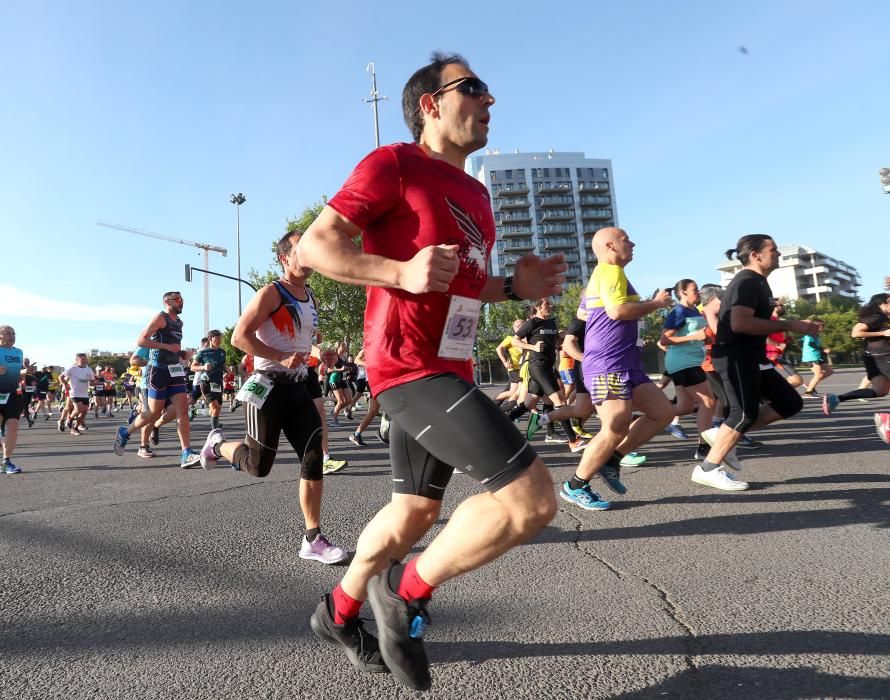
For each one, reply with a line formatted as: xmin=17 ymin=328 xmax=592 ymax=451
xmin=97 ymin=220 xmax=227 ymax=336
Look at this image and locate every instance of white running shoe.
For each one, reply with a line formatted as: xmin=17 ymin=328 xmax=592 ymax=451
xmin=691 ymin=464 xmax=749 ymax=491
xmin=299 ymin=534 xmax=348 ymax=564
xmin=200 ymin=428 xmax=225 ymax=469
xmin=700 ymin=427 xmax=744 ymax=471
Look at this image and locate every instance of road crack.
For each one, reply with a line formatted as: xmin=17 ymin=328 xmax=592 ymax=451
xmin=559 ymin=506 xmax=701 ymax=675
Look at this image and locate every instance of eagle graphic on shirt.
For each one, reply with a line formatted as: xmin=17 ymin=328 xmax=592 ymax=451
xmin=445 ymin=197 xmax=488 ymax=279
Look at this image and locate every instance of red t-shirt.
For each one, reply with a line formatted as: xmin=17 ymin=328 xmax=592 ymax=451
xmin=766 ymin=331 xmax=786 ymax=361
xmin=327 ymin=143 xmax=494 ymax=394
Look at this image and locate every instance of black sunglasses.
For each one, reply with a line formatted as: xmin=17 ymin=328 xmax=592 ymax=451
xmin=416 ymin=77 xmax=490 ymax=112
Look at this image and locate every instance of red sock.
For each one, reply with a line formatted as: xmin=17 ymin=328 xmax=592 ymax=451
xmin=331 ymin=584 xmax=363 ymax=625
xmin=396 ymin=559 xmax=435 ymax=602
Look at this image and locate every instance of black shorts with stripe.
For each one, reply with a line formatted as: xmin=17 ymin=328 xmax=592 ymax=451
xmin=377 ymin=373 xmax=537 ymax=501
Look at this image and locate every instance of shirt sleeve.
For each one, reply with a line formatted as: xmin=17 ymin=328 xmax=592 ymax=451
xmin=498 ymin=335 xmax=513 ymax=349
xmin=733 ymin=276 xmax=763 ymax=310
xmin=662 ymin=307 xmax=684 ymax=331
xmin=515 ymin=320 xmax=534 ymax=339
xmin=327 ymin=147 xmax=401 ymax=231
xmin=565 ymin=318 xmax=585 ymax=338
xmin=597 ymin=265 xmax=634 ymax=307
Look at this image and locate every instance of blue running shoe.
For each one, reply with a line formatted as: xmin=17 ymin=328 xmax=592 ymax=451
xmin=113 ymin=426 xmax=130 ymax=456
xmin=559 ymin=482 xmax=611 ymax=511
xmin=526 ymin=412 xmax=541 ymax=440
xmin=127 ymin=409 xmax=138 ymax=425
xmin=600 ymin=464 xmax=627 ymax=495
xmin=3 ymin=459 xmax=22 ymax=475
xmin=822 ymin=393 xmax=839 ymax=416
xmin=180 ymin=448 xmax=201 ymax=469
xmin=666 ymin=423 xmax=688 ymax=439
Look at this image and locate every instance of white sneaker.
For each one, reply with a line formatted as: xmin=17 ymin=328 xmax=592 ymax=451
xmin=299 ymin=534 xmax=348 ymax=564
xmin=691 ymin=464 xmax=749 ymax=491
xmin=700 ymin=427 xmax=744 ymax=471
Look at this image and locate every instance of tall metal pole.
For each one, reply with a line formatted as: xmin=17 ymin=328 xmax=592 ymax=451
xmin=230 ymin=193 xmax=246 ymax=315
xmin=202 ymin=248 xmax=210 ymax=336
xmin=364 ymin=63 xmax=387 ymax=148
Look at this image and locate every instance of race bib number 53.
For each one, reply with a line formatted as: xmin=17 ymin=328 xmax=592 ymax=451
xmin=438 ymin=295 xmax=482 ymax=361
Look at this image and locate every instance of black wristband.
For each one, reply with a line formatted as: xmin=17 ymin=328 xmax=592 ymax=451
xmin=503 ymin=275 xmax=523 ymax=301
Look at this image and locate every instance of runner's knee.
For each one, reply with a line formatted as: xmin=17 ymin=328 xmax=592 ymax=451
xmin=233 ymin=442 xmax=275 ymax=477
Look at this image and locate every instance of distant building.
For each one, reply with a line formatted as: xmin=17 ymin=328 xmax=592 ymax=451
xmin=466 ymin=150 xmax=618 ymax=288
xmin=716 ymin=244 xmax=861 ymax=303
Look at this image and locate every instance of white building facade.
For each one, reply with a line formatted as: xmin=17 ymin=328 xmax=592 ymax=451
xmin=466 ymin=150 xmax=617 ymax=288
xmin=716 ymin=244 xmax=861 ymax=303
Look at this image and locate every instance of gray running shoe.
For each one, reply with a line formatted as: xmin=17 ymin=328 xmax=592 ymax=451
xmin=366 ymin=562 xmax=432 ymax=691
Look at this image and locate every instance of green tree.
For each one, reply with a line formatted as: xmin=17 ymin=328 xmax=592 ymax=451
xmin=220 ymin=325 xmax=244 ymax=367
xmin=784 ymin=295 xmax=861 ymax=361
xmin=477 ymin=300 xmax=529 ymax=360
xmin=249 ymin=198 xmax=368 ymax=352
xmin=555 ymin=283 xmax=584 ymax=328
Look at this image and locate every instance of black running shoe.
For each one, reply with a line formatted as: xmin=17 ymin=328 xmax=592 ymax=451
xmin=150 ymin=426 xmax=160 ymax=446
xmin=366 ymin=561 xmax=432 ymax=691
xmin=310 ymin=595 xmax=388 ymax=674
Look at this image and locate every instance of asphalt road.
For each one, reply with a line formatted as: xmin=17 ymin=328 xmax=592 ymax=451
xmin=2 ymin=368 xmax=889 ymax=699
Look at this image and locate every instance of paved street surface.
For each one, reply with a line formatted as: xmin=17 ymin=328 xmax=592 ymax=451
xmin=2 ymin=368 xmax=889 ymax=699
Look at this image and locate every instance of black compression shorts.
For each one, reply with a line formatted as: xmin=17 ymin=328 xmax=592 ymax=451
xmin=571 ymin=364 xmax=589 ymax=395
xmin=527 ymin=362 xmax=560 ymax=398
xmin=199 ymin=381 xmax=223 ymax=404
xmin=668 ymin=366 xmax=708 ymax=388
xmin=377 ymin=373 xmax=537 ymax=501
xmin=233 ymin=379 xmax=323 ymax=480
xmin=306 ymin=367 xmax=322 ymax=400
xmin=714 ymin=356 xmax=802 ymax=433
xmin=864 ymin=353 xmax=890 ymax=381
xmin=0 ymin=392 xmax=24 ymax=420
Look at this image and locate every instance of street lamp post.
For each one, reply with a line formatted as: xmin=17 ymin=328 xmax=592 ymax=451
xmin=230 ymin=193 xmax=246 ymax=315
xmin=364 ymin=63 xmax=387 ymax=148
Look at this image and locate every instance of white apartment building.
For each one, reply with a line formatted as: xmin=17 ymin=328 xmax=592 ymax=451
xmin=466 ymin=150 xmax=618 ymax=287
xmin=716 ymin=244 xmax=861 ymax=303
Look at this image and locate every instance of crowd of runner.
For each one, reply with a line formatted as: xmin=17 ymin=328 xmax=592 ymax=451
xmin=2 ymin=51 xmax=889 ymax=693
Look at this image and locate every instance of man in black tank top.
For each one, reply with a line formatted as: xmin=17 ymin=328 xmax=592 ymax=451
xmin=113 ymin=292 xmax=200 ymax=467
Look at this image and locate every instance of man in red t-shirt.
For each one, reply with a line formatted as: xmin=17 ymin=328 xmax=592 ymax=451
xmin=299 ymin=52 xmax=566 ymax=691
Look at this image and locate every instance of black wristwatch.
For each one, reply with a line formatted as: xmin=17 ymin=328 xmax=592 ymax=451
xmin=503 ymin=275 xmax=523 ymax=301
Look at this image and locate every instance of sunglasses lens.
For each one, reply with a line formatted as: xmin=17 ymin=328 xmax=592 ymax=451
xmin=459 ymin=79 xmax=488 ymax=97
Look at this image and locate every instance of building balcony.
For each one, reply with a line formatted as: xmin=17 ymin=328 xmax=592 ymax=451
xmin=497 ymin=197 xmax=530 ymax=210
xmin=501 ymin=238 xmax=535 ymax=252
xmin=539 ymin=223 xmax=577 ymax=234
xmin=535 ymin=183 xmax=572 ymax=194
xmin=501 ymin=211 xmax=532 ymax=223
xmin=579 ymin=194 xmax=611 ymax=206
xmin=540 ymin=237 xmax=577 ymax=251
xmin=538 ymin=195 xmax=575 ymax=208
xmin=541 ymin=209 xmax=575 ymax=222
xmin=578 ymin=182 xmax=609 ymax=193
xmin=498 ymin=184 xmax=529 ymax=195
xmin=803 ymin=266 xmax=827 ymax=275
xmin=581 ymin=208 xmax=612 ymax=220
xmin=498 ymin=225 xmax=533 ymax=237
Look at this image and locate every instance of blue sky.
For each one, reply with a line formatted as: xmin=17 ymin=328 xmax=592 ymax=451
xmin=2 ymin=0 xmax=888 ymax=366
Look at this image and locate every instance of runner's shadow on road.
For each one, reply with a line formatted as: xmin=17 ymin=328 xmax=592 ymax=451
xmin=428 ymin=629 xmax=890 ymax=663
xmin=610 ymin=663 xmax=890 ymax=700
xmin=534 ymin=488 xmax=890 ymax=542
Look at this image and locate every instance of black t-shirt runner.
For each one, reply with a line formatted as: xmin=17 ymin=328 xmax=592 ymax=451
xmin=564 ymin=318 xmax=586 ymax=353
xmin=860 ymin=312 xmax=890 ymax=355
xmin=713 ymin=269 xmax=774 ymax=363
xmin=515 ymin=317 xmax=560 ymax=367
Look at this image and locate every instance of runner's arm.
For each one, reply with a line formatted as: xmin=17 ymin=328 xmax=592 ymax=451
xmin=136 ymin=313 xmax=177 ymax=352
xmin=231 ymin=286 xmax=300 ymax=364
xmin=562 ymin=334 xmax=584 ymax=362
xmin=299 ymin=206 xmax=459 ymax=294
xmin=851 ymin=322 xmax=890 ymax=339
